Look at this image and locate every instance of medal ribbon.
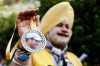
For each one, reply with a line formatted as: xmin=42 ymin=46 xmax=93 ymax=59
xmin=6 ymin=18 xmax=36 ymax=60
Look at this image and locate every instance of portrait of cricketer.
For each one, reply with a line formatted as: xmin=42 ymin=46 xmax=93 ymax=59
xmin=25 ymin=33 xmax=43 ymax=49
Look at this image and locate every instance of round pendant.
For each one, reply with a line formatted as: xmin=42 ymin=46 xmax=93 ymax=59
xmin=21 ymin=30 xmax=46 ymax=53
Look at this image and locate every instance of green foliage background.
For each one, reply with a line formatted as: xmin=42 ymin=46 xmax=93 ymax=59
xmin=0 ymin=0 xmax=100 ymax=66
xmin=70 ymin=0 xmax=100 ymax=65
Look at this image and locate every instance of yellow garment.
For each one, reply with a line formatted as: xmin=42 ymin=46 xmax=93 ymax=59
xmin=32 ymin=49 xmax=82 ymax=66
xmin=41 ymin=2 xmax=74 ymax=35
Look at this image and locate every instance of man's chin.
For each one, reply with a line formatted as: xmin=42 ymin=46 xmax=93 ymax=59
xmin=53 ymin=39 xmax=68 ymax=47
xmin=57 ymin=37 xmax=69 ymax=42
xmin=53 ymin=42 xmax=67 ymax=48
xmin=50 ymin=36 xmax=70 ymax=48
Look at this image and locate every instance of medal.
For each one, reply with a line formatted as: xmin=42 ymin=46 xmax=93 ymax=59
xmin=21 ymin=18 xmax=46 ymax=53
xmin=21 ymin=30 xmax=46 ymax=53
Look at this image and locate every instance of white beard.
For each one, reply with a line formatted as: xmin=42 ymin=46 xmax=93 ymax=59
xmin=46 ymin=29 xmax=72 ymax=48
xmin=50 ymin=35 xmax=70 ymax=47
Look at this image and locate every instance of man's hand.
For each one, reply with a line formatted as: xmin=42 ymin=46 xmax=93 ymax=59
xmin=16 ymin=8 xmax=40 ymax=48
xmin=16 ymin=8 xmax=40 ymax=38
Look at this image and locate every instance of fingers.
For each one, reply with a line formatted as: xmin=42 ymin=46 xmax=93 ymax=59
xmin=20 ymin=9 xmax=37 ymax=16
xmin=16 ymin=8 xmax=39 ymax=22
xmin=16 ymin=8 xmax=40 ymax=38
xmin=35 ymin=8 xmax=39 ymax=12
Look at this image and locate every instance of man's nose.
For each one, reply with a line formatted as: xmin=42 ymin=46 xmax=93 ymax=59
xmin=61 ymin=25 xmax=68 ymax=32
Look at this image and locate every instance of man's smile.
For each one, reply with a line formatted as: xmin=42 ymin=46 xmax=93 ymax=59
xmin=57 ymin=33 xmax=68 ymax=37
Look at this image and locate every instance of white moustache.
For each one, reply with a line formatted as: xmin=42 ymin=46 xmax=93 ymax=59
xmin=57 ymin=31 xmax=69 ymax=37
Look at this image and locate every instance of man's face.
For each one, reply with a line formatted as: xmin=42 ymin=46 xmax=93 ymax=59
xmin=32 ymin=39 xmax=38 ymax=48
xmin=27 ymin=38 xmax=39 ymax=49
xmin=27 ymin=38 xmax=32 ymax=45
xmin=46 ymin=21 xmax=72 ymax=48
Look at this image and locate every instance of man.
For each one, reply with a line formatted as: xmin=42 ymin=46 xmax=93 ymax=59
xmin=25 ymin=33 xmax=42 ymax=49
xmin=10 ymin=2 xmax=82 ymax=66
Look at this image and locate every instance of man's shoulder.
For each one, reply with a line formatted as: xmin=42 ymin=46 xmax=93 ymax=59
xmin=66 ymin=51 xmax=79 ymax=60
xmin=66 ymin=51 xmax=83 ymax=66
xmin=66 ymin=51 xmax=78 ymax=57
